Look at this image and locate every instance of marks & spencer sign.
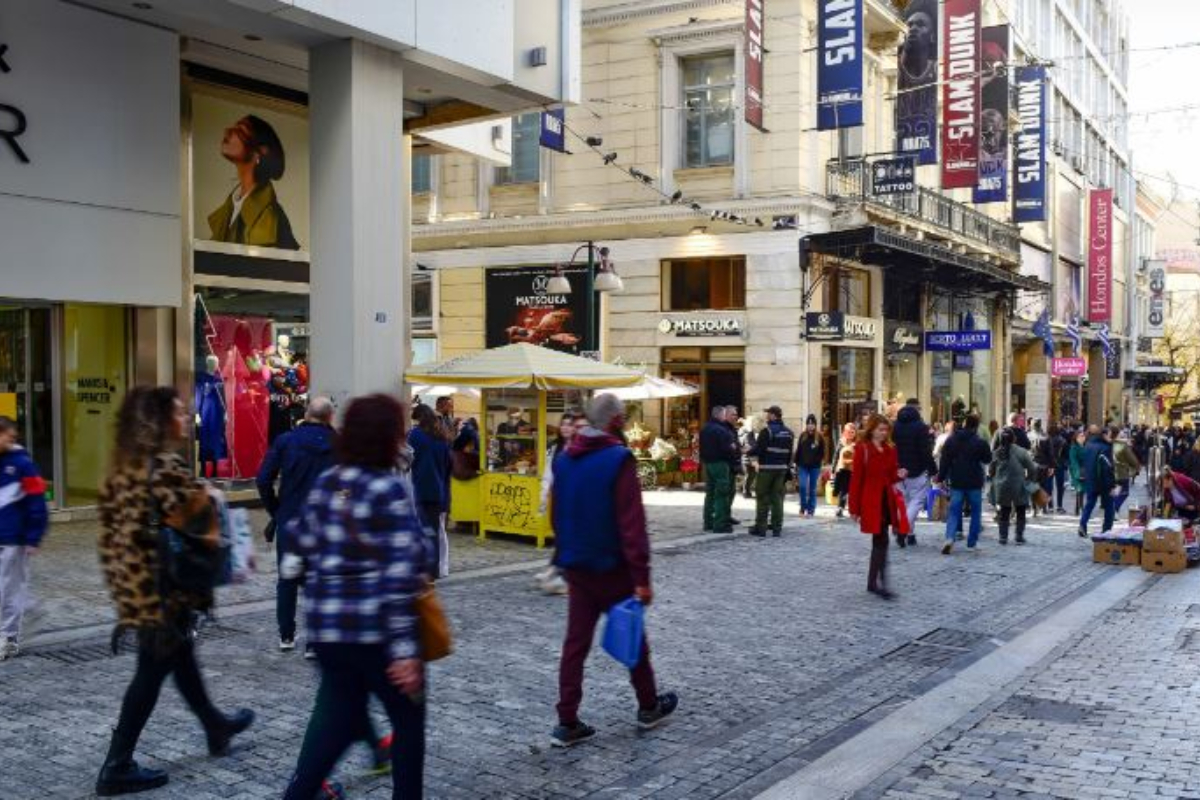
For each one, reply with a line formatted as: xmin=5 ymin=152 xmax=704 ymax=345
xmin=0 ymin=42 xmax=30 ymax=163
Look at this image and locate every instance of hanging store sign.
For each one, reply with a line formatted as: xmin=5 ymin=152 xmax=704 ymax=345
xmin=1012 ymin=66 xmax=1047 ymax=222
xmin=816 ymin=0 xmax=863 ymax=130
xmin=1106 ymin=342 xmax=1121 ymax=380
xmin=657 ymin=316 xmax=744 ymax=337
xmin=940 ymin=0 xmax=981 ymax=190
xmin=805 ymin=311 xmax=845 ymax=341
xmin=972 ymin=25 xmax=1009 ymax=204
xmin=925 ymin=330 xmax=992 ymax=351
xmin=1051 ymin=357 xmax=1088 ymax=378
xmin=872 ymin=156 xmax=916 ymax=196
xmin=895 ymin=0 xmax=938 ymax=164
xmin=1146 ymin=260 xmax=1166 ymax=338
xmin=885 ymin=321 xmax=925 ymax=353
xmin=745 ymin=0 xmax=766 ymax=131
xmin=538 ymin=108 xmax=567 ymax=153
xmin=952 ymin=352 xmax=974 ymax=370
xmin=1088 ymin=187 xmax=1113 ymax=323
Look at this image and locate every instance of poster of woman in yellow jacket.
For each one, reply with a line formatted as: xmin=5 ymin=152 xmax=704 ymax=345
xmin=207 ymin=114 xmax=299 ymax=250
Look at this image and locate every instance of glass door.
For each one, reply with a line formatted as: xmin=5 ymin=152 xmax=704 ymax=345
xmin=0 ymin=306 xmax=56 ymax=503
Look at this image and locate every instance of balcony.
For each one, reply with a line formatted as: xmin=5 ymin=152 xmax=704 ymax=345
xmin=826 ymin=158 xmax=1021 ymax=261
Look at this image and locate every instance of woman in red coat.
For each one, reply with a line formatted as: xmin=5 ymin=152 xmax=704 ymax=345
xmin=848 ymin=413 xmax=909 ymax=599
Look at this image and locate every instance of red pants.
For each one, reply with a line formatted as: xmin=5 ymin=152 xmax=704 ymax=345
xmin=557 ymin=568 xmax=658 ymax=725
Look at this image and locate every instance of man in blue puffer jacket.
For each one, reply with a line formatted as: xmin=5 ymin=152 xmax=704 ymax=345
xmin=0 ymin=416 xmax=49 ymax=660
xmin=257 ymin=397 xmax=335 ymax=652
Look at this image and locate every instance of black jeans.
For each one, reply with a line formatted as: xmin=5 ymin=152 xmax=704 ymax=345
xmin=1054 ymin=469 xmax=1067 ymax=508
xmin=997 ymin=505 xmax=1027 ymax=541
xmin=113 ymin=629 xmax=221 ymax=746
xmin=868 ymin=532 xmax=889 ymax=591
xmin=284 ymin=644 xmax=425 ymax=800
xmin=276 ymin=543 xmax=302 ymax=641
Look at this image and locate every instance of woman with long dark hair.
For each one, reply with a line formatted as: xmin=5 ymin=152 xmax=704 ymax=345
xmin=848 ymin=414 xmax=908 ymax=600
xmin=283 ymin=394 xmax=431 ymax=799
xmin=95 ymin=387 xmax=253 ymax=796
xmin=409 ymin=403 xmax=452 ymax=578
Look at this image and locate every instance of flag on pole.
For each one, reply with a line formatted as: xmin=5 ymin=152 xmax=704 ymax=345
xmin=1097 ymin=323 xmax=1113 ymax=360
xmin=1032 ymin=309 xmax=1054 ymax=358
xmin=1066 ymin=315 xmax=1082 ymax=356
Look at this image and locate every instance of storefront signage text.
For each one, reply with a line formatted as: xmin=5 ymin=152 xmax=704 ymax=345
xmin=0 ymin=42 xmax=30 ymax=164
xmin=1051 ymin=357 xmax=1088 ymax=378
xmin=658 ymin=317 xmax=743 ymax=337
xmin=885 ymin=322 xmax=924 ymax=353
xmin=844 ymin=316 xmax=877 ymax=342
xmin=1012 ymin=65 xmax=1047 ymax=222
xmin=805 ymin=311 xmax=845 ymax=341
xmin=1146 ymin=261 xmax=1166 ymax=339
xmin=924 ymin=330 xmax=992 ymax=351
xmin=1088 ymin=187 xmax=1113 ymax=323
xmin=76 ymin=377 xmax=115 ymax=404
xmin=872 ymin=156 xmax=916 ymax=196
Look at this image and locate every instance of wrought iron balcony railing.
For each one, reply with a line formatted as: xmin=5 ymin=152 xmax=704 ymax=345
xmin=826 ymin=158 xmax=1021 ymax=258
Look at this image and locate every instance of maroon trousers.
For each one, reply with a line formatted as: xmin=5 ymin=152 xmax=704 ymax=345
xmin=557 ymin=568 xmax=658 ymax=725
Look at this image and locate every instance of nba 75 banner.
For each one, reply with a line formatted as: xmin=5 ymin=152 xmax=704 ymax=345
xmin=973 ymin=25 xmax=1009 ymax=204
xmin=817 ymin=0 xmax=863 ymax=130
xmin=941 ymin=0 xmax=981 ymax=190
xmin=895 ymin=0 xmax=938 ymax=164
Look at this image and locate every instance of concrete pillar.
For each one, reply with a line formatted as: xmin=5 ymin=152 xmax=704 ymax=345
xmin=309 ymin=39 xmax=408 ymax=406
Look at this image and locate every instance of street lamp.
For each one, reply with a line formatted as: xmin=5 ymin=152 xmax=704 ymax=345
xmin=544 ymin=241 xmax=622 ymax=358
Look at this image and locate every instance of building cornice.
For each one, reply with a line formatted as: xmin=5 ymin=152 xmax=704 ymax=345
xmin=584 ymin=0 xmax=737 ymax=28
xmin=648 ymin=18 xmax=743 ymax=45
xmin=413 ymin=196 xmax=835 ymax=240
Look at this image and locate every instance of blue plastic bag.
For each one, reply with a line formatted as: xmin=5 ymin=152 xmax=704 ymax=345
xmin=601 ymin=598 xmax=645 ymax=669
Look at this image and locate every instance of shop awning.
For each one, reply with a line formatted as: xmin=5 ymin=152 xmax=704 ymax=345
xmin=607 ymin=375 xmax=700 ymax=401
xmin=404 ymin=343 xmax=644 ymax=390
xmin=806 ymin=226 xmax=1049 ymax=294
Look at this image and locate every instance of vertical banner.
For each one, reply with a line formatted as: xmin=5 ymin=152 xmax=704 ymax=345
xmin=817 ymin=0 xmax=864 ymax=130
xmin=940 ymin=0 xmax=981 ymax=189
xmin=539 ymin=109 xmax=567 ymax=153
xmin=1012 ymin=65 xmax=1047 ymax=222
xmin=1088 ymin=188 xmax=1114 ymax=323
xmin=745 ymin=0 xmax=766 ymax=131
xmin=973 ymin=25 xmax=1009 ymax=204
xmin=895 ymin=0 xmax=939 ymax=164
xmin=1146 ymin=260 xmax=1167 ymax=338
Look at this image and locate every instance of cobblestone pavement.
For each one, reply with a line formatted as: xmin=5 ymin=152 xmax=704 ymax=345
xmin=0 ymin=486 xmax=1177 ymax=799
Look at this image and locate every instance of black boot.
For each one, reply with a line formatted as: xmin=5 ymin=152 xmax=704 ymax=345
xmin=95 ymin=730 xmax=169 ymax=796
xmin=205 ymin=708 xmax=256 ymax=756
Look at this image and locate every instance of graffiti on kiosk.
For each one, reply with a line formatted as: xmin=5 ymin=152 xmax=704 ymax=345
xmin=485 ymin=479 xmax=537 ymax=530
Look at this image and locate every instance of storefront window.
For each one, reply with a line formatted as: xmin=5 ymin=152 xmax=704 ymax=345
xmin=195 ymin=288 xmax=309 ymax=479
xmin=823 ymin=266 xmax=872 ymax=317
xmin=927 ymin=297 xmax=994 ymax=426
xmin=64 ymin=304 xmax=128 ymax=506
xmin=662 ymin=257 xmax=746 ymax=311
xmin=821 ymin=346 xmax=876 ymax=430
xmin=0 ymin=307 xmax=55 ymax=502
xmin=661 ymin=346 xmax=745 ymax=458
xmin=485 ymin=390 xmax=541 ymax=475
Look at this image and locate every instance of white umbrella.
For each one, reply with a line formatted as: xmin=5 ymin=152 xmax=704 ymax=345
xmin=607 ymin=375 xmax=699 ymax=401
xmin=410 ymin=384 xmax=481 ymax=399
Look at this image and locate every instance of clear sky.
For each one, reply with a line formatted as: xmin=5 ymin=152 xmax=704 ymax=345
xmin=1127 ymin=1 xmax=1200 ymax=204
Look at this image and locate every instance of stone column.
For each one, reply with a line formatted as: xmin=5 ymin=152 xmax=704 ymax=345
xmin=309 ymin=39 xmax=408 ymax=406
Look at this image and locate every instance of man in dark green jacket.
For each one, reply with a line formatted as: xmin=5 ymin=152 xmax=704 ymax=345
xmin=700 ymin=408 xmax=737 ymax=533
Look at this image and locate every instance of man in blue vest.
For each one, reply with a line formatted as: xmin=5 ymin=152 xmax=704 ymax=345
xmin=748 ymin=406 xmax=795 ymax=537
xmin=549 ymin=393 xmax=678 ymax=748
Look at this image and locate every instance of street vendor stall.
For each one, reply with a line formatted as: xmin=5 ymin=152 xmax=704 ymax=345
xmin=404 ymin=343 xmax=643 ymax=546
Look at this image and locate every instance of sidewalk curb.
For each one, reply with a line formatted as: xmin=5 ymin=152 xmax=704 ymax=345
xmin=753 ymin=566 xmax=1151 ymax=800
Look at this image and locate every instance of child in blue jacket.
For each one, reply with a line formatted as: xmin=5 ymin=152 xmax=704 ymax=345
xmin=0 ymin=415 xmax=49 ymax=660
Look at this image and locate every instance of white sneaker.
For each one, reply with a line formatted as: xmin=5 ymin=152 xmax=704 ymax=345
xmin=279 ymin=637 xmax=296 ymax=652
xmin=540 ymin=575 xmax=569 ymax=596
xmin=533 ymin=566 xmax=556 ymax=586
xmin=0 ymin=638 xmax=19 ymax=661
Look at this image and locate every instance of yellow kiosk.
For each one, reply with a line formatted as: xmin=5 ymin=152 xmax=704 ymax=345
xmin=405 ymin=343 xmax=643 ymax=547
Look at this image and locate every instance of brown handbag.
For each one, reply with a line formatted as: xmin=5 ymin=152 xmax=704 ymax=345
xmin=415 ymin=586 xmax=453 ymax=662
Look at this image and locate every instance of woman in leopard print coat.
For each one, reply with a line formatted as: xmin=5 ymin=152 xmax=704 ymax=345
xmin=94 ymin=386 xmax=254 ymax=797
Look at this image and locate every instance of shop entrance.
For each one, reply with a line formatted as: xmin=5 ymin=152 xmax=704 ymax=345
xmin=661 ymin=347 xmax=745 ymax=442
xmin=821 ymin=346 xmax=876 ymax=431
xmin=0 ymin=306 xmax=56 ymax=500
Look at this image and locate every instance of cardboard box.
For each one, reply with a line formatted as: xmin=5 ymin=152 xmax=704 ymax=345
xmin=1142 ymin=550 xmax=1188 ymax=574
xmin=1093 ymin=542 xmax=1142 ymax=566
xmin=1144 ymin=524 xmax=1186 ymax=554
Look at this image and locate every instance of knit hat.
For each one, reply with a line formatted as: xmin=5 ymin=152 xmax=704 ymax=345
xmin=806 ymin=414 xmax=817 ymax=426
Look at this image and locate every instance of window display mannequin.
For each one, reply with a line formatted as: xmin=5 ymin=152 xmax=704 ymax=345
xmin=267 ymin=334 xmax=308 ymax=444
xmin=195 ymin=354 xmax=227 ymax=478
